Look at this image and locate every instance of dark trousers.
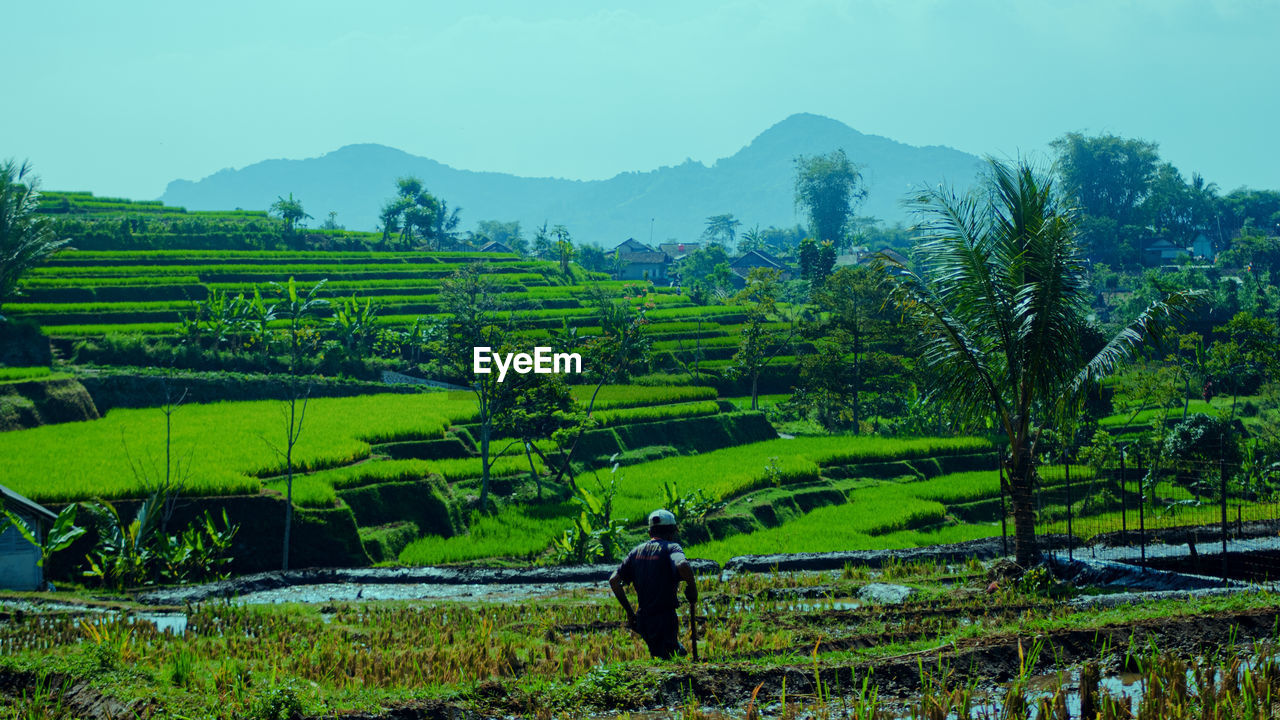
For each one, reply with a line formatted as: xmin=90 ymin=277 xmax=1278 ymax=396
xmin=636 ymin=610 xmax=686 ymax=660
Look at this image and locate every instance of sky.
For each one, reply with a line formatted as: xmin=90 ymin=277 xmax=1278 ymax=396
xmin=4 ymin=0 xmax=1278 ymax=201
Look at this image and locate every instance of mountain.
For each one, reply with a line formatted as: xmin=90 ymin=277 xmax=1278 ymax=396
xmin=161 ymin=113 xmax=983 ymax=244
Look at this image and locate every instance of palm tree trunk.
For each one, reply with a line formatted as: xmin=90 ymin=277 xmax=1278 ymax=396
xmin=1008 ymin=447 xmax=1039 ymax=566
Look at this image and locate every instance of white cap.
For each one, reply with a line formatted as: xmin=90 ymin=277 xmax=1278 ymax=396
xmin=648 ymin=509 xmax=677 ymax=527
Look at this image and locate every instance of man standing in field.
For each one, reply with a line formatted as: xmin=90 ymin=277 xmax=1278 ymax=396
xmin=609 ymin=509 xmax=698 ymax=660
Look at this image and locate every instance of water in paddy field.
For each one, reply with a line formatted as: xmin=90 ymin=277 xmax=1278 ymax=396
xmin=230 ymin=580 xmax=603 ymax=604
xmin=134 ymin=611 xmax=187 ymax=634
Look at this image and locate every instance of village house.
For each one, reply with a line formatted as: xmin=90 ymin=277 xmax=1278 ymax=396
xmin=657 ymin=242 xmax=701 ymax=261
xmin=1190 ymin=234 xmax=1215 ymax=261
xmin=612 ymin=238 xmax=671 ymax=280
xmin=728 ymin=249 xmax=791 ymax=287
xmin=0 ymin=484 xmax=55 ymax=591
xmin=1142 ymin=238 xmax=1189 ymax=266
xmin=478 ymin=240 xmax=515 ymax=254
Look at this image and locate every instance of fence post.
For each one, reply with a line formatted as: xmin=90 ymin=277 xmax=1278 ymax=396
xmin=1065 ymin=456 xmax=1073 ymax=562
xmin=1137 ymin=450 xmax=1146 ymax=567
xmin=1119 ymin=449 xmax=1128 ymax=544
xmin=999 ymin=464 xmax=1008 ymax=557
xmin=1221 ymin=457 xmax=1229 ymax=585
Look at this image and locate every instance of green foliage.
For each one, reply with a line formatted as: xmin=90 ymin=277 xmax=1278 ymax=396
xmin=0 ymin=503 xmax=86 ymax=567
xmin=552 ymin=459 xmax=627 ymax=564
xmin=794 ymin=149 xmax=866 ymax=248
xmin=82 ymin=494 xmax=238 ymax=588
xmin=1163 ymin=412 xmax=1240 ymax=468
xmin=608 ymin=434 xmax=988 ymax=521
xmin=1050 ymin=132 xmax=1160 ymax=265
xmin=0 ymin=366 xmax=51 ymax=382
xmin=662 ymin=481 xmax=719 ymax=530
xmin=379 ymin=177 xmax=458 ymax=251
xmin=0 ymin=393 xmax=470 ymax=502
xmin=885 ymin=157 xmax=1197 ymax=562
xmin=269 ymin=193 xmax=310 ymax=235
xmin=795 ymin=265 xmax=906 ymax=431
xmin=591 ymin=400 xmax=720 ymax=426
xmin=0 ymin=160 xmax=69 ymax=318
xmin=398 ymin=503 xmax=574 ymax=565
xmin=729 ymin=268 xmax=796 ymax=410
xmin=693 ymin=484 xmax=947 ymax=561
xmin=569 ymin=384 xmax=716 ymax=410
xmin=80 ymin=617 xmax=134 ymax=671
xmin=248 ymin=680 xmax=305 ymax=720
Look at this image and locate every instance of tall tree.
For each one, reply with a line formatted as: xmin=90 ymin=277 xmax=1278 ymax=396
xmin=1051 ymin=132 xmax=1159 ymax=227
xmin=577 ymin=242 xmax=609 ymax=272
xmin=799 ymin=265 xmax=899 ymax=430
xmin=549 ymin=290 xmax=651 ymax=485
xmin=1051 ymin=132 xmax=1159 ymax=265
xmin=380 ymin=177 xmax=455 ymax=250
xmin=1220 ymin=189 xmax=1280 ymax=240
xmin=531 ymin=222 xmax=555 ymax=260
xmin=883 ymin=157 xmax=1197 ymax=565
xmin=730 ymin=268 xmax=796 ymax=410
xmin=0 ymin=160 xmax=68 ymax=320
xmin=702 ymin=213 xmax=741 ymax=251
xmin=794 ymin=149 xmax=866 ymax=249
xmin=552 ymin=225 xmax=574 ymax=274
xmin=440 ymin=264 xmax=506 ymax=509
xmin=675 ymin=244 xmax=733 ymax=301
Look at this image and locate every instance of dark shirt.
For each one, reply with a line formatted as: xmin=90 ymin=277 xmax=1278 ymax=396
xmin=617 ymin=538 xmax=687 ymax=617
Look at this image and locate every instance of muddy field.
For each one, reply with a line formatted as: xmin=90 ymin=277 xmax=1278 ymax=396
xmin=4 ymin=555 xmax=1280 ymax=719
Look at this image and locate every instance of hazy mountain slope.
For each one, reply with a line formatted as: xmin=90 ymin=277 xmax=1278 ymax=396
xmin=161 ymin=113 xmax=983 ymax=244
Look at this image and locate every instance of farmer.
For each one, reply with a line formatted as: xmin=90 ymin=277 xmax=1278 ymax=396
xmin=609 ymin=508 xmax=698 ymax=660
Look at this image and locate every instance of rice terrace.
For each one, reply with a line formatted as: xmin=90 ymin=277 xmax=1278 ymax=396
xmin=6 ymin=6 xmax=1280 ymax=718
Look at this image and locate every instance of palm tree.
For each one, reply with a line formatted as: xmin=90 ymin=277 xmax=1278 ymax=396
xmin=0 ymin=160 xmax=67 ymax=320
xmin=883 ymin=158 xmax=1198 ymax=565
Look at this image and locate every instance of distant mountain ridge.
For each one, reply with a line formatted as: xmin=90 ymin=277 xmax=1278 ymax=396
xmin=161 ymin=113 xmax=983 ymax=243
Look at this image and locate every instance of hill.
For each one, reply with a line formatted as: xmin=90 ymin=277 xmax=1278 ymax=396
xmin=161 ymin=113 xmax=983 ymax=244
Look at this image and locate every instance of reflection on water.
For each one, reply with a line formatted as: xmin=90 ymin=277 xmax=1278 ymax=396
xmin=134 ymin=612 xmax=188 ymax=634
xmin=232 ymin=580 xmax=601 ymax=604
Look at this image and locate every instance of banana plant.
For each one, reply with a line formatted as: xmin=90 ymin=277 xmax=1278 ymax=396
xmin=242 ymin=287 xmax=278 ymax=358
xmin=272 ymin=277 xmax=330 ymax=372
xmin=83 ymin=493 xmax=162 ymax=590
xmin=0 ymin=502 xmax=86 ymax=568
xmin=330 ymin=293 xmax=379 ymax=356
xmin=568 ymin=456 xmax=627 ymax=561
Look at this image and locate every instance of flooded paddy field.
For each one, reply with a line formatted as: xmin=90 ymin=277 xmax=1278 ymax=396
xmin=4 ymin=557 xmax=1280 ymax=719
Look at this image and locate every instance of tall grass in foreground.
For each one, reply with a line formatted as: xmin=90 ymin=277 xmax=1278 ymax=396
xmin=0 ymin=393 xmax=477 ymax=502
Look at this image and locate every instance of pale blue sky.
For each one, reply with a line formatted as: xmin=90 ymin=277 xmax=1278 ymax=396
xmin=4 ymin=0 xmax=1277 ymax=200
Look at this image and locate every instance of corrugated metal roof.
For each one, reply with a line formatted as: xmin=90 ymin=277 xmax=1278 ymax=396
xmin=0 ymin=484 xmax=56 ymax=523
